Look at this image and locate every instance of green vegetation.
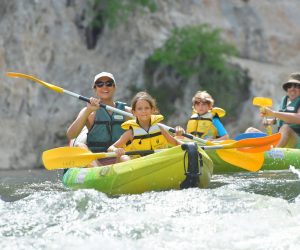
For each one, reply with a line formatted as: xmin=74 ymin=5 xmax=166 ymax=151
xmin=150 ymin=25 xmax=237 ymax=78
xmin=138 ymin=24 xmax=250 ymax=122
xmin=88 ymin=0 xmax=157 ymax=29
xmin=83 ymin=0 xmax=156 ymax=48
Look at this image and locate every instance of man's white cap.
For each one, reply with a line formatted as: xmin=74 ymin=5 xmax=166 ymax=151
xmin=93 ymin=72 xmax=116 ymax=86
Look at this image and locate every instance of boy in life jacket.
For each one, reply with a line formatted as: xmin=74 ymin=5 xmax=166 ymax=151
xmin=176 ymin=91 xmax=228 ymax=141
xmin=108 ymin=92 xmax=182 ymax=162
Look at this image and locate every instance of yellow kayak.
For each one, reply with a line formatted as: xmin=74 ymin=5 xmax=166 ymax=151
xmin=62 ymin=144 xmax=213 ymax=195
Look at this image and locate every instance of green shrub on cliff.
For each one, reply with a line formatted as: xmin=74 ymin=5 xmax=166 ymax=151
xmin=141 ymin=24 xmax=250 ymax=122
xmin=89 ymin=0 xmax=156 ymax=28
xmin=84 ymin=0 xmax=156 ymax=49
xmin=150 ymin=25 xmax=237 ymax=78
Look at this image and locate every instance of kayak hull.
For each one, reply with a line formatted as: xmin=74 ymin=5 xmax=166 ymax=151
xmin=208 ymin=148 xmax=300 ymax=174
xmin=62 ymin=144 xmax=213 ymax=195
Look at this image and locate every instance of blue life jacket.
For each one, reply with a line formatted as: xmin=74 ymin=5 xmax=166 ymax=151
xmin=87 ymin=101 xmax=127 ymax=152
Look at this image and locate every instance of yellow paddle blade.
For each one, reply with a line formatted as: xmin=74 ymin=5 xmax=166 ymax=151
xmin=237 ymin=144 xmax=275 ymax=153
xmin=216 ymin=149 xmax=264 ymax=172
xmin=6 ymin=72 xmax=64 ymax=93
xmin=214 ymin=133 xmax=280 ymax=171
xmin=231 ymin=133 xmax=279 ymax=152
xmin=211 ymin=107 xmax=226 ymax=118
xmin=253 ymin=97 xmax=273 ymax=107
xmin=176 ymin=138 xmax=265 ymax=171
xmin=253 ymin=97 xmax=274 ymax=135
xmin=207 ymin=133 xmax=280 ymax=152
xmin=42 ymin=147 xmax=115 ymax=170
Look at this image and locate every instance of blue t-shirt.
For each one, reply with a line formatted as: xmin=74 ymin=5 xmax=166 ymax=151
xmin=212 ymin=117 xmax=228 ymax=137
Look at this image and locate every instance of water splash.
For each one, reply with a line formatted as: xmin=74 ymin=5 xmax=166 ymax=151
xmin=1 ymin=170 xmax=300 ymax=249
xmin=290 ymin=165 xmax=300 ymax=179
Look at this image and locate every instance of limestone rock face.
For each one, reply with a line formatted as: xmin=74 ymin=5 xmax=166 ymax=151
xmin=1 ymin=0 xmax=300 ymax=169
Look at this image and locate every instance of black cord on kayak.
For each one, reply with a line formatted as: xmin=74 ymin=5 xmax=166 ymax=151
xmin=180 ymin=142 xmax=202 ymax=189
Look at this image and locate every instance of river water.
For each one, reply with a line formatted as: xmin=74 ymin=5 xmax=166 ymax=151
xmin=1 ymin=168 xmax=300 ymax=250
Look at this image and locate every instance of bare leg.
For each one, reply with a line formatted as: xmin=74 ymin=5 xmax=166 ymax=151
xmin=76 ymin=143 xmax=100 ymax=167
xmin=277 ymin=125 xmax=298 ymax=148
xmin=245 ymin=127 xmax=263 ymax=133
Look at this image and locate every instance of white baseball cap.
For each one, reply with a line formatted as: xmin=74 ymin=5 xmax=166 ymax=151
xmin=93 ymin=72 xmax=116 ymax=86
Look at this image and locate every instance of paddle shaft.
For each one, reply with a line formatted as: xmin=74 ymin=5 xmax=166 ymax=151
xmin=93 ymin=150 xmax=160 ymax=157
xmin=62 ymin=89 xmax=136 ymax=118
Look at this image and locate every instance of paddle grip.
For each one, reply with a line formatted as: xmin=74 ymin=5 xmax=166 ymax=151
xmin=182 ymin=133 xmax=193 ymax=140
xmin=79 ymin=95 xmax=91 ymax=103
xmin=126 ymin=150 xmax=155 ymax=156
xmin=166 ymin=127 xmax=194 ymax=140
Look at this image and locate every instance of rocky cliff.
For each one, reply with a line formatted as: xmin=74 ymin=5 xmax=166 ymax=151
xmin=1 ymin=0 xmax=300 ymax=169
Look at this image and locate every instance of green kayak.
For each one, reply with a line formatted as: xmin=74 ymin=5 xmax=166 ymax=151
xmin=63 ymin=144 xmax=213 ymax=195
xmin=207 ymin=148 xmax=300 ymax=174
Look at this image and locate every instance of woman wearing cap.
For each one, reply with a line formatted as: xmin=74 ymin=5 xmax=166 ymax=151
xmin=259 ymin=73 xmax=300 ymax=148
xmin=66 ymin=72 xmax=131 ymax=156
xmin=176 ymin=91 xmax=229 ymax=141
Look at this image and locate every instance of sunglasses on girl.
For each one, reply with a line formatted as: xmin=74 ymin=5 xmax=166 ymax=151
xmin=95 ymin=81 xmax=115 ymax=88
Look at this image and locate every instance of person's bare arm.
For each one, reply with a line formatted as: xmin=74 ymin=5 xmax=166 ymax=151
xmin=213 ymin=134 xmax=229 ymax=141
xmin=66 ymin=108 xmax=94 ymax=140
xmin=262 ymin=107 xmax=300 ymax=124
xmin=159 ymin=126 xmax=183 ymax=146
xmin=107 ymin=130 xmax=133 ymax=156
xmin=66 ymin=97 xmax=100 ymax=140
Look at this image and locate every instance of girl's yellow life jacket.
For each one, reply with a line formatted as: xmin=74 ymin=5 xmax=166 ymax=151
xmin=121 ymin=115 xmax=169 ymax=150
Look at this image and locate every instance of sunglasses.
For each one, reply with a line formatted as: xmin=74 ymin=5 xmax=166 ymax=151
xmin=95 ymin=81 xmax=115 ymax=88
xmin=194 ymin=100 xmax=210 ymax=105
xmin=286 ymin=83 xmax=300 ymax=89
